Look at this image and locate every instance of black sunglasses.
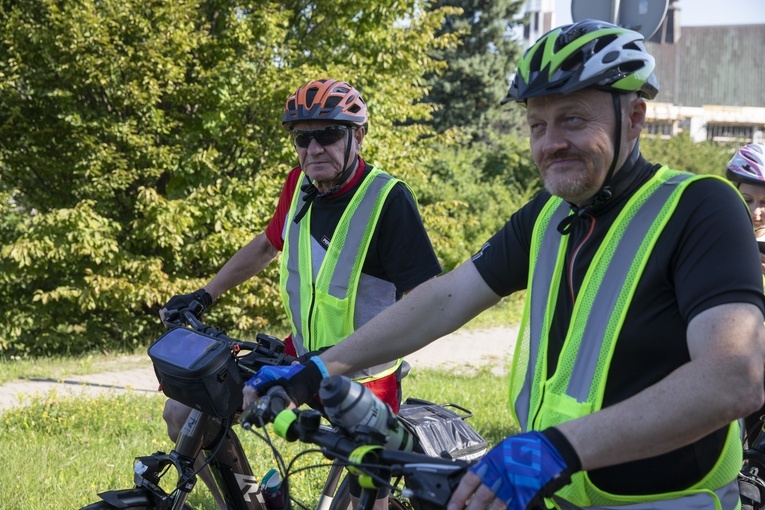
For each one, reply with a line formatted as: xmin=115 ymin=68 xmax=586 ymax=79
xmin=291 ymin=125 xmax=350 ymax=148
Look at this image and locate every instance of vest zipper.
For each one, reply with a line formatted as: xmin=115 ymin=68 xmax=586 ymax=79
xmin=306 ymin=284 xmax=316 ymax=352
xmin=567 ymin=216 xmax=596 ymax=303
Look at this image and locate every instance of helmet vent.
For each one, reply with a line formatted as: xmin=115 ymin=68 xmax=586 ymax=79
xmin=529 ymin=48 xmax=545 ymax=74
xmin=560 ymin=52 xmax=584 ymax=72
xmin=324 ymin=96 xmax=341 ymax=109
xmin=305 ymin=88 xmax=319 ymax=107
xmin=594 ymin=34 xmax=617 ymax=53
xmin=620 ymin=61 xmax=643 ymax=74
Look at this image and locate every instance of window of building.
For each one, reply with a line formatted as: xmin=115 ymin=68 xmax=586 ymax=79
xmin=706 ymin=124 xmax=759 ymax=143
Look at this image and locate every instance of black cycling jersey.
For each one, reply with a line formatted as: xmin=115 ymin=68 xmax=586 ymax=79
xmin=472 ymin=149 xmax=765 ymax=494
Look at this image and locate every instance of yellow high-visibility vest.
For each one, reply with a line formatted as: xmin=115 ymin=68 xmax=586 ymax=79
xmin=511 ymin=167 xmax=742 ymax=509
xmin=280 ymin=168 xmax=401 ymax=382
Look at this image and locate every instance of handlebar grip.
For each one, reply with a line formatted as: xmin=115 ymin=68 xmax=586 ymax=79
xmin=240 ymin=386 xmax=291 ymax=430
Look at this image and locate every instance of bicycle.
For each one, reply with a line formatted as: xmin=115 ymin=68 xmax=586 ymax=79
xmin=80 ymin=305 xmax=306 ymax=510
xmin=242 ymin=377 xmax=584 ymax=510
xmin=80 ymin=305 xmax=486 ymax=510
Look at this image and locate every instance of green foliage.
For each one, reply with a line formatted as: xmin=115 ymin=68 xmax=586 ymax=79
xmin=640 ymin=133 xmax=737 ymax=176
xmin=422 ymin=0 xmax=526 ymax=143
xmin=0 ymin=368 xmax=514 ymax=509
xmin=0 ymin=0 xmax=739 ymax=359
xmin=419 ymin=133 xmax=540 ymax=270
xmin=0 ymin=0 xmax=459 ymax=356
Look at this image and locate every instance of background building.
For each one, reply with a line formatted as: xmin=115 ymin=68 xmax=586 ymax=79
xmin=520 ymin=0 xmax=765 ymax=143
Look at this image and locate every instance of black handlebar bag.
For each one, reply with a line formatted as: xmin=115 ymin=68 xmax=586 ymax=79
xmin=148 ymin=327 xmax=243 ymax=418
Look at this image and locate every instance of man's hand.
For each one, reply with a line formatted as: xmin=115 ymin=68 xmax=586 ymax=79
xmin=242 ymin=358 xmax=326 ymax=411
xmin=447 ymin=429 xmax=580 ymax=510
xmin=159 ymin=289 xmax=213 ymax=326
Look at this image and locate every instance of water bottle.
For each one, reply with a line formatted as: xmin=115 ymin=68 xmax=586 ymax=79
xmin=319 ymin=375 xmax=413 ymax=451
xmin=261 ymin=468 xmax=286 ymax=510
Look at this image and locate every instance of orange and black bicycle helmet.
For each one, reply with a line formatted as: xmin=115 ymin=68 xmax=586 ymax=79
xmin=282 ymin=79 xmax=368 ymax=128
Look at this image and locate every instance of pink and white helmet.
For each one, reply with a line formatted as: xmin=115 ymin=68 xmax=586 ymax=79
xmin=726 ymin=143 xmax=765 ymax=186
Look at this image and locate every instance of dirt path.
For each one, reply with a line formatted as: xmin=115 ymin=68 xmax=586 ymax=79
xmin=0 ymin=325 xmax=518 ymax=414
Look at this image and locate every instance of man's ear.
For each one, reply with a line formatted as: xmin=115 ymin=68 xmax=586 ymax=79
xmin=627 ymin=95 xmax=647 ymax=140
xmin=355 ymin=126 xmax=366 ymax=146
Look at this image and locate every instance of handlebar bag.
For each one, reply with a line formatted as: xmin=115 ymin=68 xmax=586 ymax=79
xmin=398 ymin=398 xmax=489 ymax=462
xmin=148 ymin=327 xmax=243 ymax=418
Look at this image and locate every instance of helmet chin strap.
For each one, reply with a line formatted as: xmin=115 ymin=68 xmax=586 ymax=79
xmin=318 ymin=127 xmax=357 ymax=197
xmin=293 ymin=128 xmax=358 ymax=224
xmin=557 ymin=92 xmax=623 ymax=235
xmin=601 ymin=92 xmax=623 ymax=195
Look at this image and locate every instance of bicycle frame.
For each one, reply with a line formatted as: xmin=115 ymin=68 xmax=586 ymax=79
xmin=88 ymin=406 xmax=351 ymax=510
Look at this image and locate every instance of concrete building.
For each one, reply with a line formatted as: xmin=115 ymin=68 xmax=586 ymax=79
xmin=520 ymin=0 xmax=765 ymax=143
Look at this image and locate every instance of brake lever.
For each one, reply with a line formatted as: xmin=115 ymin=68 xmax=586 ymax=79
xmin=240 ymin=386 xmax=291 ymax=430
xmin=159 ymin=308 xmax=180 ymax=329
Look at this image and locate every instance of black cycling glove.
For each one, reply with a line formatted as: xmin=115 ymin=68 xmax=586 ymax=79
xmin=159 ymin=288 xmax=213 ymax=325
xmin=245 ymin=358 xmax=326 ymax=408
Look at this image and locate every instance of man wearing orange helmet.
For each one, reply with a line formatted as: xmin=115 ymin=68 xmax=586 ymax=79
xmin=160 ymin=79 xmax=441 ymax=508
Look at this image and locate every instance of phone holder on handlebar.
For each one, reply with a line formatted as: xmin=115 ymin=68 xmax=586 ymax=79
xmin=149 ymin=307 xmax=296 ymax=419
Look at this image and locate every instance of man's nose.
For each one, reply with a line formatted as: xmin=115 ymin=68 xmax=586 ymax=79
xmin=307 ymin=138 xmax=325 ymax=153
xmin=541 ymin=125 xmax=568 ymax=154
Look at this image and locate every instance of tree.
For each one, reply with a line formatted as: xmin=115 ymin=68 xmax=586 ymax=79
xmin=0 ymin=0 xmax=458 ymax=355
xmin=418 ymin=132 xmax=540 ymax=270
xmin=640 ymin=134 xmax=736 ymax=177
xmin=422 ymin=0 xmax=526 ymax=144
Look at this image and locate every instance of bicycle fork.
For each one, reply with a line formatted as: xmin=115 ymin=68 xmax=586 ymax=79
xmin=92 ymin=410 xmax=269 ymax=510
xmin=173 ymin=410 xmax=269 ymax=510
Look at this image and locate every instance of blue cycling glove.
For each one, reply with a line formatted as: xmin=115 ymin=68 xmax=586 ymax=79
xmin=245 ymin=357 xmax=328 ymax=407
xmin=469 ymin=428 xmax=580 ymax=510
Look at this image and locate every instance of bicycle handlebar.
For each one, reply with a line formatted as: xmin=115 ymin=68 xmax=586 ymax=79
xmin=240 ymin=380 xmax=470 ymax=510
xmin=161 ymin=301 xmax=298 ymax=378
xmin=269 ymin=405 xmax=469 ymax=510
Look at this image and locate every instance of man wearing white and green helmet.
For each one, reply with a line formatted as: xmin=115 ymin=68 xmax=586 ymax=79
xmin=248 ymin=20 xmax=765 ymax=509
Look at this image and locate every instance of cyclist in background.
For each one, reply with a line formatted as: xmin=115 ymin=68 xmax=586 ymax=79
xmin=727 ymin=142 xmax=765 ymax=436
xmin=246 ymin=21 xmax=765 ymax=510
xmin=160 ymin=78 xmax=441 ymax=510
xmin=727 ymin=143 xmax=765 ymax=510
xmin=727 ymin=143 xmax=765 ymax=278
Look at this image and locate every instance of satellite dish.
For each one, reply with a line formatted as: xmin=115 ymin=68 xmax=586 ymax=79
xmin=571 ymin=0 xmax=669 ymax=39
xmin=571 ymin=0 xmax=620 ymax=24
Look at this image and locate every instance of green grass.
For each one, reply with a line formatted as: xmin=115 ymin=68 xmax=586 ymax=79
xmin=466 ymin=293 xmax=525 ymax=329
xmin=0 ymin=368 xmax=517 ymax=510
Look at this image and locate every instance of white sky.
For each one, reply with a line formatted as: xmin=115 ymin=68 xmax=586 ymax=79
xmin=554 ymin=0 xmax=765 ymax=26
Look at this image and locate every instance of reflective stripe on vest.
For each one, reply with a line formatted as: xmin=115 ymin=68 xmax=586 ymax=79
xmin=582 ymin=478 xmax=740 ymax=509
xmin=509 ymin=168 xmax=743 ymax=508
xmin=280 ymin=168 xmax=401 ymax=381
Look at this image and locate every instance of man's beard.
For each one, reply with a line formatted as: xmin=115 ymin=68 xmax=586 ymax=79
xmin=543 ymin=168 xmax=597 ymax=204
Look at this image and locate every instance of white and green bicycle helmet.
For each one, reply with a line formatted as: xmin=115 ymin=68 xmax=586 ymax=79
xmin=503 ymin=19 xmax=659 ymax=104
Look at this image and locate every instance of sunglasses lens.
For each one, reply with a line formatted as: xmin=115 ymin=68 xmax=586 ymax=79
xmin=292 ymin=126 xmax=348 ymax=148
